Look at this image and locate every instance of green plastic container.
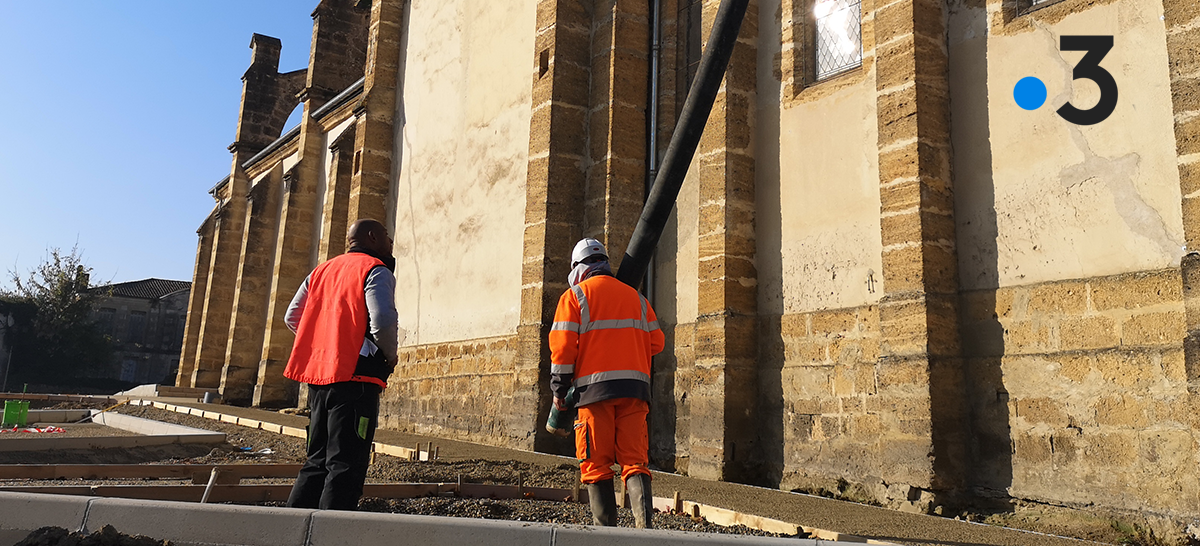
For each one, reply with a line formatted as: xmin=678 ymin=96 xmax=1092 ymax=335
xmin=544 ymin=387 xmax=578 ymax=437
xmin=2 ymin=400 xmax=29 ymax=427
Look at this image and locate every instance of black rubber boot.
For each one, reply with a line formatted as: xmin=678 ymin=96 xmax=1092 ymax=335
xmin=585 ymin=479 xmax=618 ymax=526
xmin=625 ymin=473 xmax=653 ymax=529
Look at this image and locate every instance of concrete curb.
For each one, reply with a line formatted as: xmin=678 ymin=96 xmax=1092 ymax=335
xmin=0 ymin=491 xmax=828 ymax=546
xmin=25 ymin=409 xmax=92 ymax=422
xmin=90 ymin=410 xmax=226 ymax=440
xmin=0 ymin=410 xmax=226 ymax=452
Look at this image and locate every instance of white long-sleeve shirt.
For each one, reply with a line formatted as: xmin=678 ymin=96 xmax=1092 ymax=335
xmin=284 ymin=265 xmax=399 ymax=363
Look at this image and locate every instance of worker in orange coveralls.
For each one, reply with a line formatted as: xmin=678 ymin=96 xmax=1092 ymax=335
xmin=549 ymin=238 xmax=665 ymax=528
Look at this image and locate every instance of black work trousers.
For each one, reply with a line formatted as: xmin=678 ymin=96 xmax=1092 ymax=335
xmin=286 ymin=381 xmax=380 ymax=510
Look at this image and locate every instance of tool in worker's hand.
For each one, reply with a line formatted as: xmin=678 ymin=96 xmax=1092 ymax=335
xmin=545 ymin=387 xmax=578 ymax=437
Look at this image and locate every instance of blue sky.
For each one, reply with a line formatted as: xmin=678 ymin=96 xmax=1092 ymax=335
xmin=0 ymin=2 xmax=317 ymax=289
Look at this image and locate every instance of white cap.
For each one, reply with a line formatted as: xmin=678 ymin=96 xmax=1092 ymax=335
xmin=571 ymin=238 xmax=608 ymax=267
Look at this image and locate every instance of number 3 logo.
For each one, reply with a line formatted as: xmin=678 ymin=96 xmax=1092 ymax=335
xmin=1056 ymin=35 xmax=1119 ymax=126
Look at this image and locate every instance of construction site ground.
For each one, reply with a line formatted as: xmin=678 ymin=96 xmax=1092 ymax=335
xmin=0 ymin=398 xmax=1165 ymax=545
xmin=36 ymin=401 xmax=1137 ymax=546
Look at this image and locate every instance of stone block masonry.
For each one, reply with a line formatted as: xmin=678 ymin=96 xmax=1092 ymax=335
xmin=960 ymin=268 xmax=1199 ymax=518
xmin=385 ymin=336 xmax=526 ymax=448
xmin=688 ymin=0 xmax=760 ymax=484
xmin=221 ymin=167 xmax=283 ymax=405
xmin=178 ymin=215 xmax=215 ymax=386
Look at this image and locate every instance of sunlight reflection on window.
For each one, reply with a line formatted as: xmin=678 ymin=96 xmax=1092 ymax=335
xmin=813 ymin=0 xmax=862 ymax=80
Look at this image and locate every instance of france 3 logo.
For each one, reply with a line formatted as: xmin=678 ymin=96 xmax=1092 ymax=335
xmin=1012 ymin=36 xmax=1118 ymax=126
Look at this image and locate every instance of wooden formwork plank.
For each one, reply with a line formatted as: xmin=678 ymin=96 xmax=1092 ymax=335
xmin=280 ymin=426 xmax=306 ymax=438
xmin=457 ymin=484 xmax=581 ymax=502
xmin=0 ymin=484 xmax=294 ymax=503
xmin=0 ymin=464 xmax=303 ymax=481
xmin=0 ymin=483 xmax=573 ymax=503
xmin=372 ymin=442 xmax=417 ymax=459
xmin=157 ymin=404 xmax=432 ymax=463
xmin=261 ymin=423 xmax=283 ymax=434
xmin=651 ymin=495 xmax=899 ymax=544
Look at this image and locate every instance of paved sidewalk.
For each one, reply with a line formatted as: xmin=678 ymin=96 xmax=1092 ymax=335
xmin=185 ymin=402 xmax=1103 ymax=546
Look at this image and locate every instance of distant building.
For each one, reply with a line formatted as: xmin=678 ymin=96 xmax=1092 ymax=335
xmin=0 ymin=310 xmax=11 ymax=390
xmin=93 ymin=279 xmax=190 ymax=385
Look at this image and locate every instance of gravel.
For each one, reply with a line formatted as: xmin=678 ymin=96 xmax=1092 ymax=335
xmin=0 ymin=404 xmax=799 ymax=538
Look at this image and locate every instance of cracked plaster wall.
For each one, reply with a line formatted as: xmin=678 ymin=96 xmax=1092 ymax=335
xmin=757 ymin=0 xmax=884 ymax=315
xmin=956 ymin=0 xmax=1182 ymax=290
xmin=391 ymin=0 xmax=536 ymax=345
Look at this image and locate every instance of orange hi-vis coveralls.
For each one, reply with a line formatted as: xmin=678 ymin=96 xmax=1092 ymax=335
xmin=550 ymin=274 xmax=665 ymax=484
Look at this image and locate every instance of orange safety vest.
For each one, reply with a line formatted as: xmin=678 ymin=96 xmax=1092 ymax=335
xmin=284 ymin=252 xmax=387 ymax=388
xmin=549 ymin=275 xmax=664 ymax=400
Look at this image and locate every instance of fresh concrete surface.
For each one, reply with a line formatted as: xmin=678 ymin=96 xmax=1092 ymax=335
xmin=91 ymin=410 xmax=226 ymax=439
xmin=0 ymin=492 xmax=824 ymax=546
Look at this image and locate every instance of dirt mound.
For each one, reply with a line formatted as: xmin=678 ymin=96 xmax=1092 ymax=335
xmin=16 ymin=525 xmax=171 ymax=546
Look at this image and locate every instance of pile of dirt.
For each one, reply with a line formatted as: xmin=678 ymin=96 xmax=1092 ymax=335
xmin=16 ymin=525 xmax=171 ymax=546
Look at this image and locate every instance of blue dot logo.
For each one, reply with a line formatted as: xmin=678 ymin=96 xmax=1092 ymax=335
xmin=1013 ymin=77 xmax=1047 ymax=110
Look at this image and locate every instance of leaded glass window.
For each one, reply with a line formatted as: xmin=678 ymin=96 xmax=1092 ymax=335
xmin=813 ymin=0 xmax=862 ymax=80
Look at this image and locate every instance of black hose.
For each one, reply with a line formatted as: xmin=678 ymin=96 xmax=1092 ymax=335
xmin=615 ymin=0 xmax=750 ymax=289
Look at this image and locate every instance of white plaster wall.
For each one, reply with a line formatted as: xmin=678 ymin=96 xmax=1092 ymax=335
xmin=956 ymin=0 xmax=1182 ymax=290
xmin=281 ymin=152 xmax=300 ymax=174
xmin=757 ymin=0 xmax=882 ymax=317
xmin=774 ymin=82 xmax=883 ymax=313
xmin=392 ymin=0 xmax=536 ymax=345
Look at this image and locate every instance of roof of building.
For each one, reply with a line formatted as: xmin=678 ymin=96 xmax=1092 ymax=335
xmin=100 ymin=278 xmax=191 ymax=300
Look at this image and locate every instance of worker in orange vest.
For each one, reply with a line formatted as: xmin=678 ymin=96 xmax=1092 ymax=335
xmin=550 ymin=238 xmax=665 ymax=528
xmin=282 ymin=218 xmax=399 ymax=510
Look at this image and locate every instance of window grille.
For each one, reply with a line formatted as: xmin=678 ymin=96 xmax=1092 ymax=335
xmin=97 ymin=308 xmax=116 ymax=336
xmin=1020 ymin=0 xmax=1066 ymax=13
xmin=128 ymin=312 xmax=147 ymax=345
xmin=813 ymin=0 xmax=863 ymax=80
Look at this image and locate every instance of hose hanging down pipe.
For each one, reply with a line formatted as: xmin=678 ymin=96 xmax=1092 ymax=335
xmin=616 ymin=0 xmax=751 ymax=288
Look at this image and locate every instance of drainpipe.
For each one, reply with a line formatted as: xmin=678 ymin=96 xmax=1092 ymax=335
xmin=644 ymin=0 xmax=661 ymax=306
xmin=617 ymin=0 xmax=750 ymax=288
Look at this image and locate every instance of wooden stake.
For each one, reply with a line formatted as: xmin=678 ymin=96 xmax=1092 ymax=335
xmin=674 ymin=491 xmax=683 ymax=513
